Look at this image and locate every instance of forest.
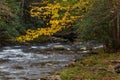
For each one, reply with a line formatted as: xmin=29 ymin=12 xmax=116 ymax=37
xmin=0 ymin=0 xmax=120 ymax=80
xmin=0 ymin=0 xmax=120 ymax=52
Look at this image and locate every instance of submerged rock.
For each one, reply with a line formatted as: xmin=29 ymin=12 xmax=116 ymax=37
xmin=0 ymin=44 xmax=84 ymax=79
xmin=0 ymin=59 xmax=9 ymax=64
xmin=12 ymin=65 xmax=24 ymax=69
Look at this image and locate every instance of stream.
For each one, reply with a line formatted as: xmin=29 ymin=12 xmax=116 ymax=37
xmin=0 ymin=43 xmax=85 ymax=80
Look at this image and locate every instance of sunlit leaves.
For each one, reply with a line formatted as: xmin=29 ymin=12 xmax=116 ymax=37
xmin=16 ymin=0 xmax=91 ymax=42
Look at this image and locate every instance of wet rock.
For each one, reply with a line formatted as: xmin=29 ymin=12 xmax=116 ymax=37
xmin=50 ymin=37 xmax=69 ymax=43
xmin=81 ymin=50 xmax=89 ymax=53
xmin=1 ymin=77 xmax=15 ymax=80
xmin=20 ymin=77 xmax=30 ymax=80
xmin=40 ymin=77 xmax=47 ymax=80
xmin=31 ymin=62 xmax=45 ymax=67
xmin=12 ymin=65 xmax=24 ymax=69
xmin=31 ymin=62 xmax=58 ymax=67
xmin=46 ymin=63 xmax=53 ymax=66
xmin=114 ymin=64 xmax=120 ymax=74
xmin=109 ymin=60 xmax=120 ymax=64
xmin=48 ymin=75 xmax=61 ymax=80
xmin=52 ymin=45 xmax=65 ymax=50
xmin=0 ymin=59 xmax=9 ymax=64
xmin=65 ymin=62 xmax=76 ymax=67
xmin=0 ymin=71 xmax=9 ymax=76
xmin=105 ymin=60 xmax=120 ymax=74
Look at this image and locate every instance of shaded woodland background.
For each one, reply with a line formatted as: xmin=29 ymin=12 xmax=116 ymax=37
xmin=0 ymin=0 xmax=120 ymax=52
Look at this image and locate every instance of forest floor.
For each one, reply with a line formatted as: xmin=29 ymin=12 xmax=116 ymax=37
xmin=54 ymin=52 xmax=120 ymax=80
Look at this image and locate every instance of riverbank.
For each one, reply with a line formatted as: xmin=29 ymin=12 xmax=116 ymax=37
xmin=52 ymin=52 xmax=120 ymax=80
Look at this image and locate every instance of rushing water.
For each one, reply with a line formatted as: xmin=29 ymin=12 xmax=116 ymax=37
xmin=0 ymin=43 xmax=84 ymax=80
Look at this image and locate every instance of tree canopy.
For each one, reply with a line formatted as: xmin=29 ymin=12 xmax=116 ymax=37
xmin=16 ymin=0 xmax=92 ymax=42
xmin=0 ymin=0 xmax=120 ymax=52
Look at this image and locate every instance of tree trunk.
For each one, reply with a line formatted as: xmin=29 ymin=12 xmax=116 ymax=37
xmin=21 ymin=0 xmax=31 ymax=23
xmin=115 ymin=0 xmax=120 ymax=52
xmin=107 ymin=0 xmax=120 ymax=52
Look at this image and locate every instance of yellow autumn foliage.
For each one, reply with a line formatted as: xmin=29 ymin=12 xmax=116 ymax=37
xmin=16 ymin=0 xmax=91 ymax=42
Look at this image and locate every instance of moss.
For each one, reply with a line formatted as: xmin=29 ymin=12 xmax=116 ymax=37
xmin=60 ymin=67 xmax=79 ymax=80
xmin=60 ymin=53 xmax=120 ymax=80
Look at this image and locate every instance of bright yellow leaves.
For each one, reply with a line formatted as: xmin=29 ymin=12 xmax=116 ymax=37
xmin=16 ymin=26 xmax=62 ymax=42
xmin=16 ymin=0 xmax=91 ymax=42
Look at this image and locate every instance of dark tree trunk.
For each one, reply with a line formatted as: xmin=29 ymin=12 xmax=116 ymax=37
xmin=20 ymin=0 xmax=31 ymax=23
xmin=104 ymin=0 xmax=120 ymax=52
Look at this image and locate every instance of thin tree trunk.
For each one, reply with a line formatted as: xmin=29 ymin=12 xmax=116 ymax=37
xmin=117 ymin=11 xmax=119 ymax=40
xmin=23 ymin=0 xmax=31 ymax=23
xmin=116 ymin=0 xmax=120 ymax=52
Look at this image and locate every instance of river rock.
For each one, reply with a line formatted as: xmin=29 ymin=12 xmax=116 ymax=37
xmin=40 ymin=77 xmax=47 ymax=80
xmin=114 ymin=64 xmax=120 ymax=73
xmin=110 ymin=60 xmax=120 ymax=64
xmin=0 ymin=59 xmax=9 ymax=64
xmin=12 ymin=65 xmax=24 ymax=69
xmin=52 ymin=45 xmax=65 ymax=50
xmin=51 ymin=37 xmax=69 ymax=42
xmin=65 ymin=62 xmax=76 ymax=67
xmin=106 ymin=60 xmax=120 ymax=74
xmin=48 ymin=75 xmax=61 ymax=80
xmin=46 ymin=63 xmax=53 ymax=66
